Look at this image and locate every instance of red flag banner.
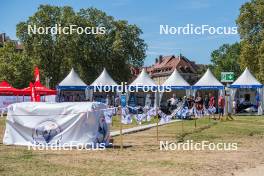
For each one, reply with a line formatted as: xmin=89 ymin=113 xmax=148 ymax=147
xmin=34 ymin=67 xmax=40 ymax=83
xmin=30 ymin=82 xmax=36 ymax=102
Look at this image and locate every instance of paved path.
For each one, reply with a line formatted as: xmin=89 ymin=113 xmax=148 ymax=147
xmin=110 ymin=119 xmax=181 ymax=137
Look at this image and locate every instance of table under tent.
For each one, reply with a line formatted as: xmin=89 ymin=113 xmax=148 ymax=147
xmin=89 ymin=68 xmax=118 ymax=106
xmin=230 ymin=68 xmax=263 ymax=115
xmin=159 ymin=69 xmax=191 ymax=115
xmin=128 ymin=69 xmax=157 ymax=113
xmin=57 ymin=68 xmax=88 ymax=102
xmin=192 ymin=68 xmax=224 ymax=116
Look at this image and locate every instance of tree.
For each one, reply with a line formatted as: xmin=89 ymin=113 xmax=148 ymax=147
xmin=210 ymin=43 xmax=241 ymax=80
xmin=236 ymin=0 xmax=264 ymax=82
xmin=0 ymin=42 xmax=33 ymax=88
xmin=16 ymin=5 xmax=147 ymax=87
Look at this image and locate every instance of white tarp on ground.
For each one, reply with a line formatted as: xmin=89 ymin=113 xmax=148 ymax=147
xmin=3 ymin=102 xmax=109 ymax=146
xmin=91 ymin=68 xmax=118 ymax=86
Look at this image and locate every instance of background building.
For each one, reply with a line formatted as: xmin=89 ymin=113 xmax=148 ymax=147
xmin=0 ymin=33 xmax=23 ymax=51
xmin=131 ymin=54 xmax=203 ymax=85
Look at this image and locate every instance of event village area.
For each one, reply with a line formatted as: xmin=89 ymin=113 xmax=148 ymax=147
xmin=0 ymin=52 xmax=263 ymax=148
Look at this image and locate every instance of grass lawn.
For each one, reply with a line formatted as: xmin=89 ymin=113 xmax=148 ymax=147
xmin=1 ymin=116 xmax=264 ymax=175
xmin=110 ymin=115 xmax=157 ymax=131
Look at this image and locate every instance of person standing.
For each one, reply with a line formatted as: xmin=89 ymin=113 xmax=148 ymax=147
xmin=114 ymin=95 xmax=120 ymax=107
xmin=167 ymin=94 xmax=178 ymax=113
xmin=208 ymin=93 xmax=216 ymax=119
xmin=218 ymin=95 xmax=225 ymax=120
xmin=195 ymin=92 xmax=204 ymax=117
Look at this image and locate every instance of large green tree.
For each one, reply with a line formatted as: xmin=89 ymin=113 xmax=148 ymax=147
xmin=236 ymin=0 xmax=264 ymax=82
xmin=16 ymin=5 xmax=147 ymax=88
xmin=211 ymin=43 xmax=241 ymax=80
xmin=0 ymin=42 xmax=33 ymax=88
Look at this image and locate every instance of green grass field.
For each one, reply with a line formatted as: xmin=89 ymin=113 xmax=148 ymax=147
xmin=1 ymin=116 xmax=264 ymax=176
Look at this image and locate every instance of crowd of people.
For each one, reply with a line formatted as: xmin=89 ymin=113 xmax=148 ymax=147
xmin=167 ymin=92 xmax=225 ymax=120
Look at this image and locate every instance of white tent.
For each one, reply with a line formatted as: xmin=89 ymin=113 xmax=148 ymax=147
xmin=192 ymin=68 xmax=224 ymax=89
xmin=162 ymin=69 xmax=190 ymax=89
xmin=230 ymin=68 xmax=263 ymax=115
xmin=230 ymin=68 xmax=262 ymax=88
xmin=129 ymin=68 xmax=156 ymax=87
xmin=91 ymin=68 xmax=118 ymax=87
xmin=58 ymin=68 xmax=87 ymax=90
xmin=128 ymin=69 xmax=157 ymax=107
xmin=160 ymin=69 xmax=191 ymax=106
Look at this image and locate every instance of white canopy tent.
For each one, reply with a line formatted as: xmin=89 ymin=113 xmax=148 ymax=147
xmin=91 ymin=68 xmax=118 ymax=87
xmin=128 ymin=68 xmax=158 ymax=107
xmin=230 ymin=68 xmax=263 ymax=115
xmin=162 ymin=69 xmax=191 ymax=89
xmin=58 ymin=68 xmax=87 ymax=90
xmin=57 ymin=68 xmax=88 ymax=102
xmin=89 ymin=68 xmax=118 ymax=104
xmin=160 ymin=69 xmax=191 ymax=105
xmin=192 ymin=68 xmax=224 ymax=113
xmin=192 ymin=68 xmax=224 ymax=90
xmin=129 ymin=68 xmax=157 ymax=88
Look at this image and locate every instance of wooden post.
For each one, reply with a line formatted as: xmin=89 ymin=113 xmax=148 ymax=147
xmin=194 ymin=118 xmax=197 ymax=128
xmin=181 ymin=119 xmax=184 ymax=134
xmin=120 ymin=113 xmax=123 ymax=150
xmin=156 ymin=115 xmax=159 ymax=142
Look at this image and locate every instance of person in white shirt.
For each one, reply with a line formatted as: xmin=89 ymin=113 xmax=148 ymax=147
xmin=167 ymin=94 xmax=178 ymax=113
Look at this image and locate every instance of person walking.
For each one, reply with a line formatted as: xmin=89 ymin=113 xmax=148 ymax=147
xmin=208 ymin=93 xmax=216 ymax=119
xmin=218 ymin=95 xmax=225 ymax=120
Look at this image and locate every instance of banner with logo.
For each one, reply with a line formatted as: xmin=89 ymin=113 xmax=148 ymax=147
xmin=3 ymin=102 xmax=109 ymax=146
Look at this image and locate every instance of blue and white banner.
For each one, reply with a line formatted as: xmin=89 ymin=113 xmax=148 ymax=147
xmin=3 ymin=102 xmax=109 ymax=146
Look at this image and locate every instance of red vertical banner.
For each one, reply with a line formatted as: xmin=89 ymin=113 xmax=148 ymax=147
xmin=30 ymin=82 xmax=36 ymax=102
xmin=34 ymin=67 xmax=40 ymax=83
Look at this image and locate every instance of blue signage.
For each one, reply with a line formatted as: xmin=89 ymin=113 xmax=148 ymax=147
xmin=121 ymin=94 xmax=126 ymax=107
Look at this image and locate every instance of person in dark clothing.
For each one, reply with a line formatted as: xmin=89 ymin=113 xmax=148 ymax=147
xmin=204 ymin=95 xmax=209 ymax=109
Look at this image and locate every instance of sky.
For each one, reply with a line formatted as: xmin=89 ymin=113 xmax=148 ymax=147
xmin=0 ymin=0 xmax=249 ymax=66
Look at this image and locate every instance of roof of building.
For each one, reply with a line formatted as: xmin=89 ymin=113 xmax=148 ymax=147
xmin=145 ymin=55 xmax=198 ymax=77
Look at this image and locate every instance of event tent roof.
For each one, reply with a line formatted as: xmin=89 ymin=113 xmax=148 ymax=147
xmin=22 ymin=82 xmax=56 ymax=95
xmin=162 ymin=69 xmax=190 ymax=89
xmin=58 ymin=68 xmax=87 ymax=90
xmin=129 ymin=68 xmax=156 ymax=87
xmin=91 ymin=68 xmax=118 ymax=86
xmin=230 ymin=68 xmax=263 ymax=88
xmin=192 ymin=68 xmax=224 ymax=89
xmin=0 ymin=81 xmax=21 ymax=95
